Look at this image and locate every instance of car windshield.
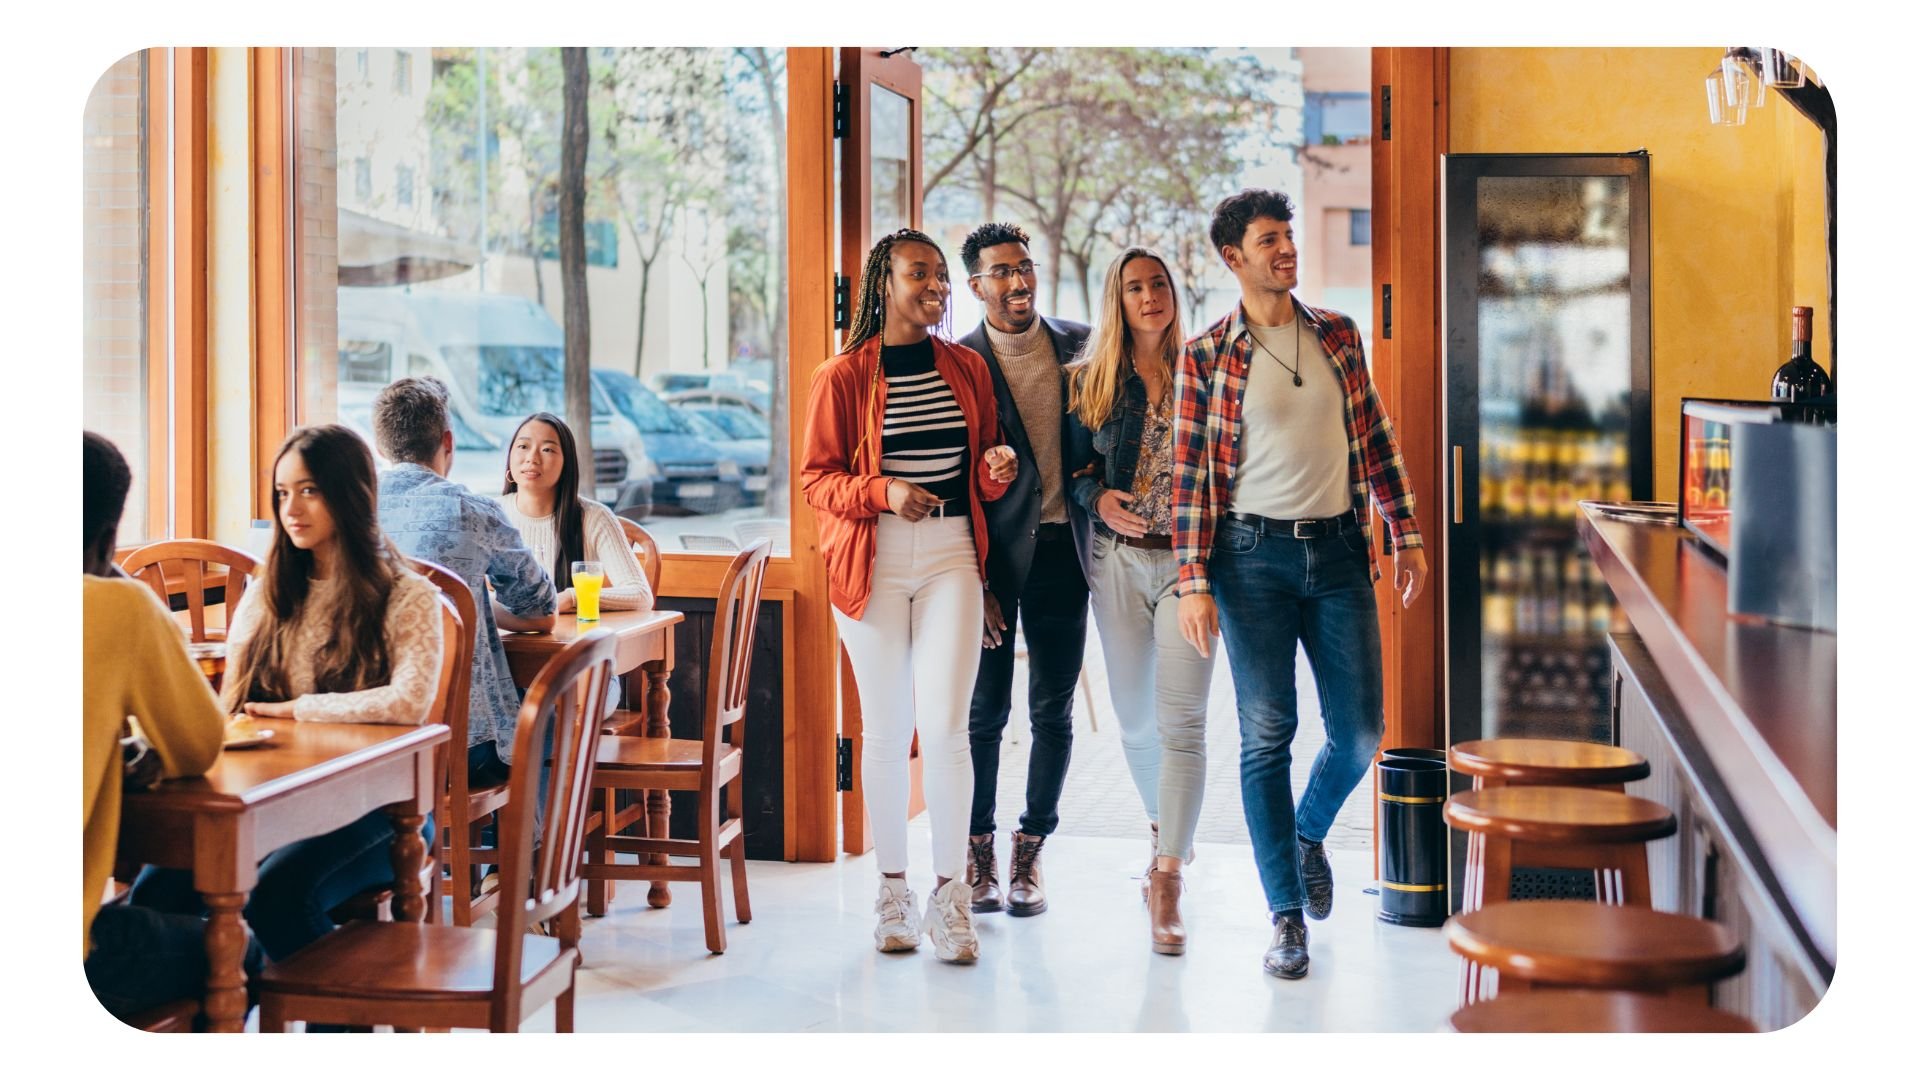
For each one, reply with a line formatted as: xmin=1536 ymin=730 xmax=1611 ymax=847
xmin=695 ymin=407 xmax=769 ymax=440
xmin=605 ymin=378 xmax=688 ymax=435
xmin=442 ymin=344 xmax=610 ymax=419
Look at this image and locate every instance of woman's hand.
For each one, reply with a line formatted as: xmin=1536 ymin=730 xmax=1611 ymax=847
xmin=1096 ymin=489 xmax=1151 ymax=538
xmin=242 ymin=700 xmax=296 ymax=720
xmin=984 ymin=445 xmax=1018 ymax=483
xmin=555 ymin=587 xmax=576 ymax=614
xmin=886 ymin=478 xmax=944 ymax=521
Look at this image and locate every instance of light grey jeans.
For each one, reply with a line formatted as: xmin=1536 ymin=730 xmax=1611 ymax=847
xmin=1086 ymin=530 xmax=1217 ymax=862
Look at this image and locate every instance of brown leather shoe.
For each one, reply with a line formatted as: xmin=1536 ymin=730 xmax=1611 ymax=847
xmin=965 ymin=833 xmax=1002 ymax=913
xmin=1147 ymin=867 xmax=1186 ymax=954
xmin=1006 ymin=831 xmax=1048 ymax=916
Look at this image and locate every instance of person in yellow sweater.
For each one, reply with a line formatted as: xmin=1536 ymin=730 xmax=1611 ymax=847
xmin=82 ymin=431 xmax=261 ymax=1022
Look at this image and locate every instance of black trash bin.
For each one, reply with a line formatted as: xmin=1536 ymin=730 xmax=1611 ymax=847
xmin=1376 ymin=754 xmax=1449 ymax=927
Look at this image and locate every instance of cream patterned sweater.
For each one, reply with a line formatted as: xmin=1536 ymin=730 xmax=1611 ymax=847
xmin=502 ymin=497 xmax=653 ymax=612
xmin=220 ymin=566 xmax=444 ymax=725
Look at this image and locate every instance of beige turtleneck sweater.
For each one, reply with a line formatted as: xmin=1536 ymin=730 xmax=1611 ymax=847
xmin=984 ymin=318 xmax=1067 ymax=524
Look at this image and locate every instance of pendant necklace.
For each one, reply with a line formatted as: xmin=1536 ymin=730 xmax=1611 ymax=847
xmin=1248 ymin=316 xmax=1304 ymax=387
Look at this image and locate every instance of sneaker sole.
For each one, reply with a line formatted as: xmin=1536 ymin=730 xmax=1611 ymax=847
xmin=1263 ymin=960 xmax=1309 ymax=979
xmin=931 ymin=939 xmax=979 ymax=963
xmin=970 ymin=897 xmax=1003 ymax=914
xmin=875 ymin=931 xmax=920 ymax=953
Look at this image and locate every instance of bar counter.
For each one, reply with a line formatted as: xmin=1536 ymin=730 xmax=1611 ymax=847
xmin=1579 ymin=502 xmax=1835 ymax=1014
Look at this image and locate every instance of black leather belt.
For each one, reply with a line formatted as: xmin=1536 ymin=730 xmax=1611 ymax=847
xmin=1224 ymin=509 xmax=1359 ymax=538
xmin=1112 ymin=532 xmax=1173 ymax=550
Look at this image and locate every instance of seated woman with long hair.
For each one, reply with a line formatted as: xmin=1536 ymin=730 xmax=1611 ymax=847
xmin=500 ymin=410 xmax=652 ymax=614
xmin=132 ymin=424 xmax=443 ymax=967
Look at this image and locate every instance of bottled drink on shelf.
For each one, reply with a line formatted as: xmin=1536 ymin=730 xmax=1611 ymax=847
xmin=1527 ymin=436 xmax=1555 ymax=520
xmin=1561 ymin=552 xmax=1588 ymax=635
xmin=1514 ymin=552 xmax=1539 ymax=636
xmin=1552 ymin=434 xmax=1579 ymax=520
xmin=1538 ymin=552 xmax=1562 ymax=635
xmin=1586 ymin=560 xmax=1613 ymax=637
xmin=1502 ymin=437 xmax=1530 ymax=521
xmin=1486 ymin=552 xmax=1516 ymax=637
xmin=1605 ymin=440 xmax=1632 ymax=505
xmin=1770 ymin=305 xmax=1832 ymax=418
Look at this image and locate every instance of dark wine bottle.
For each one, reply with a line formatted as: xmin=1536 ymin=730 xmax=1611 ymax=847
xmin=1771 ymin=306 xmax=1832 ymax=419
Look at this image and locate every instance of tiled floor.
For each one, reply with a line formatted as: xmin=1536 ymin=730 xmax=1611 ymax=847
xmin=521 ymin=828 xmax=1458 ymax=1033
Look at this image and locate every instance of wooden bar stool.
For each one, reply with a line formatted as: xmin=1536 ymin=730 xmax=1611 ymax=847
xmin=1447 ymin=901 xmax=1745 ymax=1005
xmin=1447 ymin=785 xmax=1675 ymax=1004
xmin=1447 ymin=988 xmax=1757 ymax=1032
xmin=1449 ymin=738 xmax=1649 ymax=792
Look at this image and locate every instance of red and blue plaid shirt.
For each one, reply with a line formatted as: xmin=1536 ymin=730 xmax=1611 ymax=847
xmin=1172 ymin=299 xmax=1422 ymax=596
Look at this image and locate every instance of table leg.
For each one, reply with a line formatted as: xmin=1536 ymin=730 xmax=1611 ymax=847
xmin=203 ymin=892 xmax=250 ymax=1033
xmin=643 ymin=656 xmax=673 ymax=909
xmin=388 ymin=807 xmax=429 ymax=924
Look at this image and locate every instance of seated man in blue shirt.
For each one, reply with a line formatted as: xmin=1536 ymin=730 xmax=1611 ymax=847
xmin=370 ymin=376 xmax=556 ymax=792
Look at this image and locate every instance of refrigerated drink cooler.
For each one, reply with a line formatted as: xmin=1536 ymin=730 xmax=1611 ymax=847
xmin=1441 ymin=153 xmax=1653 ymax=906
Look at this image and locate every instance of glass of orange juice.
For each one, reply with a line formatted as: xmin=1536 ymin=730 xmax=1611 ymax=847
xmin=571 ymin=560 xmax=605 ymax=622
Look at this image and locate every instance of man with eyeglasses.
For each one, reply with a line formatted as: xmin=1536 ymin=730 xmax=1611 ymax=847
xmin=955 ymin=222 xmax=1095 ymax=918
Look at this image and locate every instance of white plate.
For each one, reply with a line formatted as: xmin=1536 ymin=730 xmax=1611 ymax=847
xmin=223 ymin=728 xmax=275 ymax=750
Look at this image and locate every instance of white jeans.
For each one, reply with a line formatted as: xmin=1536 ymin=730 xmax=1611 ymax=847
xmin=834 ymin=514 xmax=983 ymax=880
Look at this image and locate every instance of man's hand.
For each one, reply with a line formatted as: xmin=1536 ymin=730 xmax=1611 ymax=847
xmin=982 ymin=591 xmax=1009 ymax=649
xmin=554 ymin=587 xmax=577 ymax=614
xmin=984 ymin=445 xmax=1018 ymax=484
xmin=242 ymin=700 xmax=296 ymax=720
xmin=1394 ymin=546 xmax=1429 ymax=609
xmin=1095 ymin=489 xmax=1150 ymax=538
xmin=886 ymin=478 xmax=944 ymax=521
xmin=1177 ymin=594 xmax=1219 ymax=658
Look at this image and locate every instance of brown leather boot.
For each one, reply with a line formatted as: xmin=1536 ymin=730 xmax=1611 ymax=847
xmin=1147 ymin=867 xmax=1186 ymax=955
xmin=1006 ymin=831 xmax=1048 ymax=916
xmin=965 ymin=833 xmax=1002 ymax=913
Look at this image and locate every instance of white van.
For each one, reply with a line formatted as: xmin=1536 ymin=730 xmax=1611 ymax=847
xmin=337 ymin=287 xmax=653 ymax=512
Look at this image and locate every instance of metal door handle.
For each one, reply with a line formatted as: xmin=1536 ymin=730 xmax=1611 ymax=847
xmin=1452 ymin=445 xmax=1465 ymax=525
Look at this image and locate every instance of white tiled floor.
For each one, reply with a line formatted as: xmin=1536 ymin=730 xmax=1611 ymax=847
xmin=523 ymin=826 xmax=1458 ymax=1033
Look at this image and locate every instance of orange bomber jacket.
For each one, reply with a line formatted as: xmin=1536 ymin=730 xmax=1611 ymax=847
xmin=800 ymin=333 xmax=1011 ymax=620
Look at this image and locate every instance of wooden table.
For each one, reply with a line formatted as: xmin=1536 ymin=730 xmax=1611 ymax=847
xmin=501 ymin=609 xmax=683 ymax=909
xmin=118 ymin=721 xmax=447 ymax=1032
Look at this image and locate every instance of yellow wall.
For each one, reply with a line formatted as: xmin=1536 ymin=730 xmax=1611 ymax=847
xmin=1449 ymin=48 xmax=1830 ymax=500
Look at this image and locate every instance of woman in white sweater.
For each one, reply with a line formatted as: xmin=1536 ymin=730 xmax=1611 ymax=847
xmin=130 ymin=424 xmax=443 ymax=969
xmin=501 ymin=411 xmax=653 ymax=614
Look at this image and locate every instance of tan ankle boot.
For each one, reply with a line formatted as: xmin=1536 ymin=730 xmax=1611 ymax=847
xmin=1006 ymin=831 xmax=1048 ymax=916
xmin=1147 ymin=867 xmax=1186 ymax=955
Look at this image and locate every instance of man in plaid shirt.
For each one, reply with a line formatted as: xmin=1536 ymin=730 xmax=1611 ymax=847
xmin=1171 ymin=189 xmax=1427 ymax=980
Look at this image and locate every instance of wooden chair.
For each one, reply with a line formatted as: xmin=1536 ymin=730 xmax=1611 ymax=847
xmin=406 ymin=559 xmax=513 ymax=927
xmin=617 ymin=516 xmax=663 ymax=598
xmin=256 ymin=629 xmax=619 ymax=1033
xmin=590 ymin=519 xmax=664 ymax=912
xmin=581 ymin=538 xmax=770 ymax=953
xmin=1447 ymin=988 xmax=1758 ymax=1032
xmin=119 ymin=539 xmax=257 ymax=642
xmin=1446 ymin=900 xmax=1746 ymax=1004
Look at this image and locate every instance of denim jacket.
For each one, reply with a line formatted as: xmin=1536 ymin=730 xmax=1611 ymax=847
xmin=1068 ymin=372 xmax=1152 ymax=536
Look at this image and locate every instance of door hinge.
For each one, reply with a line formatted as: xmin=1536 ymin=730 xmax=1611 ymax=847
xmin=1382 ymin=282 xmax=1393 ymax=341
xmin=836 ymin=737 xmax=854 ymax=792
xmin=1380 ymin=84 xmax=1391 ymax=142
xmin=833 ymin=274 xmax=851 ymax=330
xmin=833 ymin=81 xmax=848 ymax=139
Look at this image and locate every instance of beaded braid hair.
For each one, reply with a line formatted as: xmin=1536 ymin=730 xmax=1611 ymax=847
xmin=842 ymin=227 xmax=951 ymax=467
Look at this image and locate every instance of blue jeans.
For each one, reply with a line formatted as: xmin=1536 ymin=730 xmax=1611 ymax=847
xmin=1209 ymin=519 xmax=1384 ymax=914
xmin=85 ymin=903 xmax=265 ymax=1022
xmin=131 ymin=809 xmax=435 ymax=962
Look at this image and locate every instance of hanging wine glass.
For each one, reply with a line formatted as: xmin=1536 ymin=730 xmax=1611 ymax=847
xmin=1706 ymin=70 xmax=1747 ymax=126
xmin=1720 ymin=52 xmax=1766 ymax=110
xmin=1757 ymin=47 xmax=1807 ymax=89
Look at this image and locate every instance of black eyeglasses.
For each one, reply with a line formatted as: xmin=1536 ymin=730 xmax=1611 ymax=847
xmin=970 ymin=260 xmax=1039 ymax=283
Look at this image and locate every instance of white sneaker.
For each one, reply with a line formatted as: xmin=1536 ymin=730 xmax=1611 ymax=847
xmin=925 ymin=877 xmax=980 ymax=964
xmin=874 ymin=877 xmax=921 ymax=952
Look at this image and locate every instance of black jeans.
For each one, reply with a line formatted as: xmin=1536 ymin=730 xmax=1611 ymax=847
xmin=968 ymin=529 xmax=1090 ymax=837
xmin=85 ymin=903 xmax=265 ymax=1023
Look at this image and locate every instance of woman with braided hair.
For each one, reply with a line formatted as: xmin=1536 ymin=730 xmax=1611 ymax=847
xmin=801 ymin=228 xmax=1018 ymax=963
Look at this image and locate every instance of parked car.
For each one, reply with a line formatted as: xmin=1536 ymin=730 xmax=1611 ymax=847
xmin=591 ymin=368 xmax=744 ymax=518
xmin=677 ymin=403 xmax=772 ymax=505
xmin=662 ymin=387 xmax=770 ymax=418
xmin=338 ymin=286 xmax=654 ymax=515
xmin=649 ymin=370 xmax=751 ymax=396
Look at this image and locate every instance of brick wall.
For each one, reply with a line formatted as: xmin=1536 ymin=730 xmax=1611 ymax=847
xmin=296 ymin=48 xmax=339 ymax=424
xmin=82 ymin=51 xmax=151 ymax=538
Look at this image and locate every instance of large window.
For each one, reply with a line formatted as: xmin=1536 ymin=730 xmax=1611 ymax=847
xmin=83 ymin=51 xmax=157 ymax=542
xmin=295 ymin=47 xmax=791 ymax=554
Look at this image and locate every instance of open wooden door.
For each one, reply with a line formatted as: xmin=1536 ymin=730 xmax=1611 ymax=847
xmin=836 ymin=46 xmax=925 ymax=854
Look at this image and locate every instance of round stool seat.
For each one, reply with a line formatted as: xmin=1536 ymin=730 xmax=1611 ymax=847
xmin=1450 ymin=739 xmax=1649 ymax=786
xmin=1447 ymin=901 xmax=1746 ymax=991
xmin=1445 ymin=786 xmax=1677 ymax=845
xmin=1448 ymin=989 xmax=1758 ymax=1032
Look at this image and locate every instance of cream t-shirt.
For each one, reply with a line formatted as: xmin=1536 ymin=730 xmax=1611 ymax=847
xmin=1228 ymin=317 xmax=1353 ymax=521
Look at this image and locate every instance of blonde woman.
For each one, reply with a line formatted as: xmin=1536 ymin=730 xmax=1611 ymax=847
xmin=1066 ymin=248 xmax=1216 ymax=955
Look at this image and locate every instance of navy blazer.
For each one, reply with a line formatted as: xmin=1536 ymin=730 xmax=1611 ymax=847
xmin=958 ymin=316 xmax=1097 ymax=610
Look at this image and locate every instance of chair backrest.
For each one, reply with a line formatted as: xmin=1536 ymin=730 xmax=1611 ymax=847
xmin=701 ymin=539 xmax=772 ymax=772
xmin=490 ymin=628 xmax=617 ymax=1023
xmin=409 ymin=559 xmax=478 ymax=790
xmin=119 ymin=540 xmax=257 ymax=642
xmin=615 ymin=516 xmax=662 ymax=597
